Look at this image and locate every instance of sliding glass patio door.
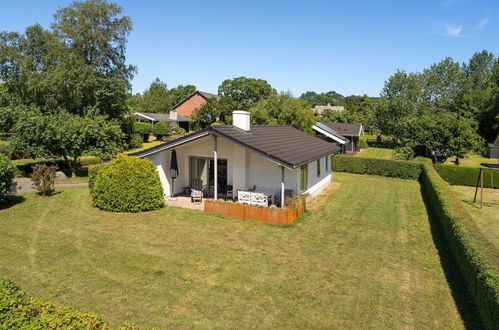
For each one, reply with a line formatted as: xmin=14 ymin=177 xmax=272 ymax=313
xmin=189 ymin=157 xmax=227 ymax=190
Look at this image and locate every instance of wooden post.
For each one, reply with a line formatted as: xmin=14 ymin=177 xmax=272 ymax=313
xmin=213 ymin=136 xmax=218 ymax=200
xmin=480 ymin=168 xmax=483 ymax=209
xmin=473 ymin=168 xmax=481 ymax=203
xmin=280 ymin=166 xmax=285 ymax=208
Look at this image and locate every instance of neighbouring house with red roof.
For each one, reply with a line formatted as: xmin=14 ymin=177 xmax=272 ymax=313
xmin=171 ymin=90 xmax=218 ymax=117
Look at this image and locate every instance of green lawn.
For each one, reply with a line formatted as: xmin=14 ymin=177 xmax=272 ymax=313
xmin=354 ymin=147 xmax=394 ymax=159
xmin=451 ymin=185 xmax=499 ymax=247
xmin=123 ymin=139 xmax=163 ymax=154
xmin=444 ymin=154 xmax=498 ymax=168
xmin=0 ymin=173 xmax=468 ymax=328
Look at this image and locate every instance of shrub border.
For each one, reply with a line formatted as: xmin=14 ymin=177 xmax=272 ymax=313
xmin=332 ymin=155 xmax=422 ymax=180
xmin=420 ymin=163 xmax=499 ymax=329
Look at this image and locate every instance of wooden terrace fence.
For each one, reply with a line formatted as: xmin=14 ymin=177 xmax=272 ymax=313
xmin=204 ymin=199 xmax=306 ymax=225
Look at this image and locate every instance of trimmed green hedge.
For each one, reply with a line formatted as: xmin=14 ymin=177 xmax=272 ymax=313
xmin=435 ymin=164 xmax=499 ymax=188
xmin=420 ymin=164 xmax=499 ymax=329
xmin=0 ymin=278 xmax=107 ymax=329
xmin=91 ymin=155 xmax=164 ymax=212
xmin=332 ymin=155 xmax=422 ymax=180
xmin=15 ymin=157 xmax=102 ymax=177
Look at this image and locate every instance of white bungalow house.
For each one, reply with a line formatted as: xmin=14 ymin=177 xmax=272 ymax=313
xmin=131 ymin=111 xmax=340 ymax=207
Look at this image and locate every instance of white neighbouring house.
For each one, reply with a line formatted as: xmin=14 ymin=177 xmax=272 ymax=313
xmin=131 ymin=111 xmax=340 ymax=207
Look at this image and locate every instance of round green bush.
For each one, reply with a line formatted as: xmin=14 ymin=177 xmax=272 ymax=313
xmin=152 ymin=121 xmax=171 ymax=140
xmin=175 ymin=126 xmax=186 ymax=135
xmin=133 ymin=121 xmax=152 ymax=142
xmin=129 ymin=133 xmax=143 ymax=148
xmin=0 ymin=154 xmax=16 ymax=202
xmin=91 ymin=155 xmax=164 ymax=212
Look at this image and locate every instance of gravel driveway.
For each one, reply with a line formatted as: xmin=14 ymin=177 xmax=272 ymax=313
xmin=14 ymin=178 xmax=88 ymax=194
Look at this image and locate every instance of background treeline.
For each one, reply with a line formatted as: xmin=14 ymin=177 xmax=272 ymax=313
xmin=0 ymin=0 xmax=497 ymax=172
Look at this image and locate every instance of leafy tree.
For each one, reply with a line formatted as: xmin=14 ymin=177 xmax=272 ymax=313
xmin=404 ymin=112 xmax=482 ymax=161
xmin=191 ymin=96 xmax=237 ymax=129
xmin=460 ymin=50 xmax=498 ymax=142
xmin=168 ymin=84 xmax=196 ymax=106
xmin=300 ymin=91 xmax=323 ymax=106
xmin=249 ymin=92 xmax=316 ymax=133
xmin=10 ymin=112 xmax=123 ymax=177
xmin=421 ymin=57 xmax=466 ymax=112
xmin=0 ymin=0 xmax=135 ymax=119
xmin=320 ymin=95 xmax=379 ymax=133
xmin=126 ymin=80 xmax=196 ymax=113
xmin=52 ymin=0 xmax=134 ymax=79
xmin=374 ymin=70 xmax=426 ymax=138
xmin=300 ymin=90 xmax=344 ymax=106
xmin=218 ymin=76 xmax=275 ymax=110
xmin=140 ymin=78 xmax=170 ymax=113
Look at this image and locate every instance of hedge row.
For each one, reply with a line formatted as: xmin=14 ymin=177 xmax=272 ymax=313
xmin=15 ymin=157 xmax=102 ymax=177
xmin=332 ymin=155 xmax=422 ymax=180
xmin=435 ymin=164 xmax=499 ymax=188
xmin=0 ymin=278 xmax=107 ymax=329
xmin=420 ymin=164 xmax=499 ymax=329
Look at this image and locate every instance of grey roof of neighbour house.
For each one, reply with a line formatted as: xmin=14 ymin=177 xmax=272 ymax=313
xmin=317 ymin=122 xmax=363 ymax=137
xmin=135 ymin=112 xmax=192 ymax=122
xmin=198 ymin=91 xmax=218 ymax=99
xmin=130 ymin=125 xmax=340 ymax=168
xmin=313 ymin=122 xmax=349 ymax=143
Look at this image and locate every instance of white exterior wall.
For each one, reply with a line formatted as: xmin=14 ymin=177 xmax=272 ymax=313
xmin=302 ymin=155 xmax=333 ymax=198
xmin=231 ymin=144 xmax=247 ymax=192
xmin=145 ymin=151 xmax=170 ymax=197
xmin=245 ymin=150 xmax=298 ymax=194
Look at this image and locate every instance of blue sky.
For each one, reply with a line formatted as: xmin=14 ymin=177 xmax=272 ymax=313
xmin=1 ymin=0 xmax=498 ymax=96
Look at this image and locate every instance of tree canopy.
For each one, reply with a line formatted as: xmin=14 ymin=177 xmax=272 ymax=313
xmin=373 ymin=51 xmax=499 ymax=159
xmin=0 ymin=0 xmax=134 ymax=118
xmin=218 ymin=77 xmax=275 ymax=110
xmin=126 ymin=78 xmax=196 ymax=113
xmin=300 ymin=90 xmax=344 ymax=106
xmin=0 ymin=0 xmax=134 ymax=172
xmin=249 ymin=92 xmax=316 ymax=133
xmin=10 ymin=111 xmax=123 ymax=176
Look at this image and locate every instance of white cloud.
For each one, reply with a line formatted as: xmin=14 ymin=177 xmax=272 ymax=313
xmin=474 ymin=16 xmax=490 ymax=31
xmin=445 ymin=24 xmax=463 ymax=37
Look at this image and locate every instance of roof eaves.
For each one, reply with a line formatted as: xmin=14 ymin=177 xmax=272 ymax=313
xmin=130 ymin=128 xmax=212 ymax=158
xmin=134 ymin=112 xmax=156 ymax=121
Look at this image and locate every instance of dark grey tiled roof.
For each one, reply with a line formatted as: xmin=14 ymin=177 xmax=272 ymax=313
xmin=318 ymin=122 xmax=363 ymax=136
xmin=131 ymin=125 xmax=340 ymax=168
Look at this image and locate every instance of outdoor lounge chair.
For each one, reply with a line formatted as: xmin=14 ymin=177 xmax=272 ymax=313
xmin=191 ymin=179 xmax=203 ymax=204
